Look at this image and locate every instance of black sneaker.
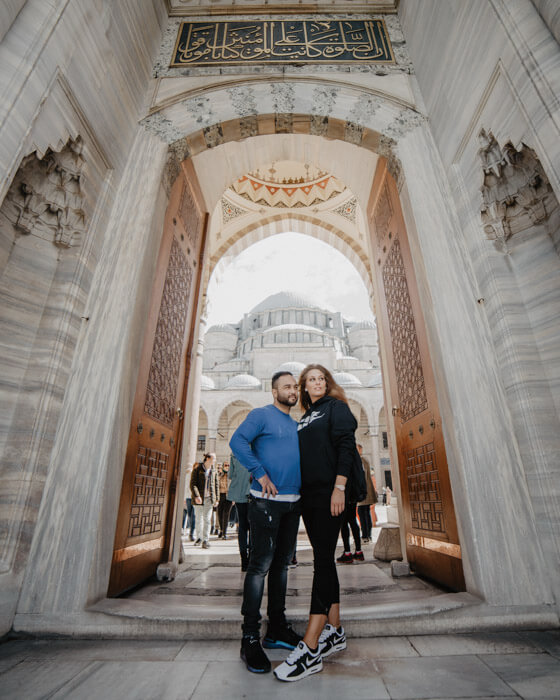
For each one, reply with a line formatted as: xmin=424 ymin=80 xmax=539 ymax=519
xmin=353 ymin=550 xmax=365 ymax=561
xmin=263 ymin=622 xmax=302 ymax=650
xmin=240 ymin=636 xmax=271 ymax=673
xmin=336 ymin=552 xmax=353 ymax=564
xmin=318 ymin=623 xmax=346 ymax=658
xmin=273 ymin=641 xmax=323 ymax=682
xmin=193 ymin=538 xmax=201 ymax=546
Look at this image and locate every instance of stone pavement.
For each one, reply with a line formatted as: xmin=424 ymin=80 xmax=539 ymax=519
xmin=1 ymin=628 xmax=559 ymax=698
xmin=2 ymin=523 xmax=559 ymax=698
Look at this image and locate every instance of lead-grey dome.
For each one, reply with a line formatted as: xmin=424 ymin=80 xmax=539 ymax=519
xmin=333 ymin=371 xmax=362 ymax=387
xmin=225 ymin=374 xmax=262 ymax=389
xmin=275 ymin=361 xmax=306 ymax=376
xmin=250 ymin=291 xmax=324 ymax=313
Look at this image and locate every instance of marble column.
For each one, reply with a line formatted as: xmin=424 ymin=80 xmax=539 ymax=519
xmin=15 ymin=128 xmax=168 ymax=622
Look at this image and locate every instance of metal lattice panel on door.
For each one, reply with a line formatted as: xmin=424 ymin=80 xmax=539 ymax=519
xmin=382 ymin=237 xmax=428 ymax=422
xmin=128 ymin=446 xmax=169 ymax=537
xmin=406 ymin=443 xmax=446 ymax=534
xmin=144 ymin=237 xmax=193 ymax=426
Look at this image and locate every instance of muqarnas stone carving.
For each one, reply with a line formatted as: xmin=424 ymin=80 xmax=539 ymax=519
xmin=5 ymin=136 xmax=87 ymax=248
xmin=479 ymin=129 xmax=557 ymax=249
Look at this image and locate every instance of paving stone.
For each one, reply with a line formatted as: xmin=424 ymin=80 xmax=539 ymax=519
xmin=0 ymin=660 xmax=91 ymax=700
xmin=408 ymin=632 xmax=539 ymax=656
xmin=0 ymin=639 xmax=185 ymax=662
xmin=376 ymin=655 xmax=516 ymax=698
xmin=49 ymin=660 xmax=207 ymax=700
xmin=519 ymin=630 xmax=560 ymax=660
xmin=191 ymin=659 xmax=390 ymax=699
xmin=481 ymin=653 xmax=560 ymax=698
xmin=344 ymin=637 xmax=419 ymax=659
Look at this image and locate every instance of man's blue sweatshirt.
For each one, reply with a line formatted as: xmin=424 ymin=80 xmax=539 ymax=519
xmin=229 ymin=404 xmax=301 ymax=496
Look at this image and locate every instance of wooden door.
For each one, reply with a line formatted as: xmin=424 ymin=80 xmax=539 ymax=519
xmin=367 ymin=160 xmax=465 ymax=591
xmin=108 ymin=161 xmax=207 ymax=596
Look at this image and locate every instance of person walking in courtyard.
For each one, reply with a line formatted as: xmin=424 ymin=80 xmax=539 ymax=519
xmin=227 ymin=453 xmax=251 ymax=571
xmin=216 ymin=460 xmax=232 ymax=539
xmin=274 ymin=364 xmax=356 ymax=682
xmin=230 ymin=371 xmax=302 ymax=674
xmin=190 ymin=453 xmax=218 ymax=548
xmin=357 ymin=443 xmax=377 ymax=542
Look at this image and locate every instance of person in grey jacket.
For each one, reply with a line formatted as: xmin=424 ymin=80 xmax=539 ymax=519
xmin=227 ymin=453 xmax=252 ymax=570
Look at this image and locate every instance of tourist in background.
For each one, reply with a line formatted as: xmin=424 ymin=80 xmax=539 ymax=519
xmin=357 ymin=444 xmax=378 ymax=544
xmin=190 ymin=453 xmax=218 ymax=549
xmin=228 ymin=453 xmax=252 ymax=570
xmin=217 ymin=460 xmax=232 ymax=539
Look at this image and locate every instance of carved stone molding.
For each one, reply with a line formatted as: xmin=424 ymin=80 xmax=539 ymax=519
xmin=479 ymin=129 xmax=557 ymax=249
xmin=3 ymin=137 xmax=87 ymax=248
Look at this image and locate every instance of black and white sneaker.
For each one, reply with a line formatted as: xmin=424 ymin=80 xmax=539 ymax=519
xmin=273 ymin=640 xmax=323 ymax=682
xmin=318 ymin=623 xmax=346 ymax=658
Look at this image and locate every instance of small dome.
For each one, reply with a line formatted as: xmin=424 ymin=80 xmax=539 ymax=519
xmin=225 ymin=374 xmax=262 ymax=389
xmin=333 ymin=371 xmax=362 ymax=387
xmin=366 ymin=372 xmax=383 ymax=387
xmin=340 ymin=355 xmax=359 ymax=361
xmin=275 ymin=361 xmax=306 ymax=376
xmin=250 ymin=291 xmax=323 ymax=313
xmin=200 ymin=375 xmax=215 ymax=390
xmin=205 ymin=324 xmax=238 ymax=334
xmin=348 ymin=320 xmax=376 ymax=332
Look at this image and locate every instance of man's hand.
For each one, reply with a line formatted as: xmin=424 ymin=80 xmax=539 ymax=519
xmin=331 ymin=488 xmax=346 ymax=517
xmin=195 ymin=496 xmax=202 ymax=505
xmin=257 ymin=474 xmax=278 ymax=498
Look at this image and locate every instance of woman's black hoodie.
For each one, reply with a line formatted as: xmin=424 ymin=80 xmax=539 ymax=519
xmin=297 ymin=394 xmax=358 ymax=508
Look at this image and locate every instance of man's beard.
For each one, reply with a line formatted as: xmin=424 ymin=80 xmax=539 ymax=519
xmin=277 ymin=393 xmax=297 ymax=407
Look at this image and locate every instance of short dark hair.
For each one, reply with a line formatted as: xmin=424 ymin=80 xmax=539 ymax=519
xmin=271 ymin=371 xmax=294 ymax=389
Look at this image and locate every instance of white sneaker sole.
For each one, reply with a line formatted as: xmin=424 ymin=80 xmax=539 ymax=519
xmin=274 ymin=662 xmax=323 ymax=682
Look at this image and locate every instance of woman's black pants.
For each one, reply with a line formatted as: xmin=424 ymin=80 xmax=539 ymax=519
xmin=217 ymin=493 xmax=232 ymax=535
xmin=302 ymin=506 xmax=343 ymax=616
xmin=341 ymin=502 xmax=361 ymax=552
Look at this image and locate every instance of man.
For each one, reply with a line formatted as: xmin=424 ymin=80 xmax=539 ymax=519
xmin=190 ymin=452 xmax=218 ymax=548
xmin=230 ymin=371 xmax=302 ymax=674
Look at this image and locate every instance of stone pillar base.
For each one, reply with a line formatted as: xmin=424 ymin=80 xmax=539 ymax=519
xmin=374 ymin=524 xmax=403 ymax=561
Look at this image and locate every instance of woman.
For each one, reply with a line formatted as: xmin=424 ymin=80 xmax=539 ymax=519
xmin=189 ymin=452 xmax=218 ymax=549
xmin=274 ymin=364 xmax=357 ymax=682
xmin=216 ymin=461 xmax=232 ymax=539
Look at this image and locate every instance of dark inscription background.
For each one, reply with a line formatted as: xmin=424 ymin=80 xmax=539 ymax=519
xmin=171 ymin=20 xmax=394 ymax=66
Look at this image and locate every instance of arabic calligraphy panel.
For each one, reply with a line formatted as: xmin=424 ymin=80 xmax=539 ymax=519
xmin=171 ymin=20 xmax=394 ymax=66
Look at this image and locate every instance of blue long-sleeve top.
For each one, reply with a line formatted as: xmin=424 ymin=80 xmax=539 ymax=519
xmin=229 ymin=404 xmax=301 ymax=497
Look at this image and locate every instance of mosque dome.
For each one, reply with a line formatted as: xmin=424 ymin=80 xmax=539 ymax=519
xmin=200 ymin=375 xmax=215 ymax=390
xmin=366 ymin=372 xmax=383 ymax=387
xmin=275 ymin=361 xmax=306 ymax=376
xmin=225 ymin=374 xmax=262 ymax=389
xmin=205 ymin=323 xmax=238 ymax=334
xmin=333 ymin=371 xmax=362 ymax=387
xmin=348 ymin=320 xmax=376 ymax=332
xmin=250 ymin=291 xmax=323 ymax=313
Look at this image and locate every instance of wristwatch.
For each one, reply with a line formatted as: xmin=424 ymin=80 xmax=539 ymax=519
xmin=335 ymin=484 xmax=346 ymax=491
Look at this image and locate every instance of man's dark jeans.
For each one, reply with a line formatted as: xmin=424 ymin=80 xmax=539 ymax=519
xmin=241 ymin=496 xmax=300 ymax=637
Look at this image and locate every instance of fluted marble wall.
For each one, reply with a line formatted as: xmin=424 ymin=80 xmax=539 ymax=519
xmin=399 ymin=0 xmax=560 ymax=607
xmin=0 ymin=0 xmax=167 ymax=636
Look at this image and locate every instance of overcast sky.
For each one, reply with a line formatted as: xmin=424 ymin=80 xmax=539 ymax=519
xmin=205 ymin=232 xmax=375 ymax=327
